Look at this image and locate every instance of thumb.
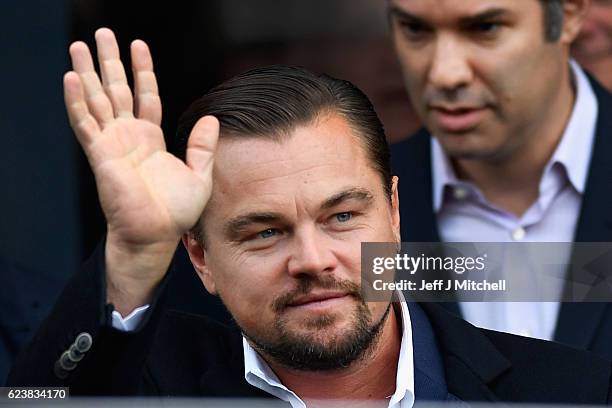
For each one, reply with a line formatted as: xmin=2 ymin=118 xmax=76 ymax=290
xmin=186 ymin=115 xmax=220 ymax=182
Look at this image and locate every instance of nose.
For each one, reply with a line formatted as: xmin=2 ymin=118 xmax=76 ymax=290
xmin=287 ymin=226 xmax=338 ymax=278
xmin=428 ymin=35 xmax=473 ymax=91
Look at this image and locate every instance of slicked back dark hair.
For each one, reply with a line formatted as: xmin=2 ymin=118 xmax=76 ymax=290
xmin=175 ymin=65 xmax=392 ymax=201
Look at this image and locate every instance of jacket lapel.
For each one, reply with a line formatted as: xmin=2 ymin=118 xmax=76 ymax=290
xmin=198 ymin=331 xmax=275 ymax=399
xmin=555 ymin=77 xmax=612 ymax=347
xmin=418 ymin=303 xmax=511 ymax=402
xmin=573 ymin=76 xmax=612 ymax=243
xmin=553 ymin=303 xmax=607 ymax=349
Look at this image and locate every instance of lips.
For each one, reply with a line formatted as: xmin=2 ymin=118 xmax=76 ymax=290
xmin=430 ymin=106 xmax=487 ymax=133
xmin=287 ymin=291 xmax=350 ymax=308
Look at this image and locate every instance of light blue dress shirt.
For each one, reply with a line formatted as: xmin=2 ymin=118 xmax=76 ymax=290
xmin=431 ymin=61 xmax=598 ymax=340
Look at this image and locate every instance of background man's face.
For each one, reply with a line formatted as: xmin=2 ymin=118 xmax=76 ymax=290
xmin=196 ymin=112 xmax=400 ymax=369
xmin=573 ymin=0 xmax=612 ymax=63
xmin=389 ymin=0 xmax=568 ymax=160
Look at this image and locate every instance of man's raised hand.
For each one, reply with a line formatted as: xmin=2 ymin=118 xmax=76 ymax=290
xmin=64 ymin=28 xmax=218 ymax=314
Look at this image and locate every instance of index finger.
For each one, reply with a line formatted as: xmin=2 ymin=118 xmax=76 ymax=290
xmin=63 ymin=71 xmax=102 ymax=149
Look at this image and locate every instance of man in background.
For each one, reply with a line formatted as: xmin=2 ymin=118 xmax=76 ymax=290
xmin=389 ymin=0 xmax=612 ymax=359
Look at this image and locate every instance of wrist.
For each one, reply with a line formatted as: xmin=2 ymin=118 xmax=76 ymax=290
xmin=105 ymin=233 xmax=178 ymax=316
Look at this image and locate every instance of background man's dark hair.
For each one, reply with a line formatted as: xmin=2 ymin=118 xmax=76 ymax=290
xmin=176 ymin=65 xmax=392 ymax=197
xmin=542 ymin=0 xmax=564 ymax=41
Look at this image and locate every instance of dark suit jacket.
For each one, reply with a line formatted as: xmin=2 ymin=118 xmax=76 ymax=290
xmin=390 ymin=76 xmax=612 ymax=360
xmin=7 ymin=244 xmax=612 ymax=405
xmin=0 ymin=258 xmax=65 ymax=386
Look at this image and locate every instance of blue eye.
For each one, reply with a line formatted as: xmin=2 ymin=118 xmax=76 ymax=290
xmin=336 ymin=212 xmax=352 ymax=223
xmin=258 ymin=229 xmax=277 ymax=239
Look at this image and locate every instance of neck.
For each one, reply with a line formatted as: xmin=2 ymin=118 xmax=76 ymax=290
xmin=453 ymin=66 xmax=576 ymax=217
xmin=268 ymin=304 xmax=402 ymax=404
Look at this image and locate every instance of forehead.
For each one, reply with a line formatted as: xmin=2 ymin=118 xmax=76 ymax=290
xmin=207 ymin=113 xmax=380 ymax=214
xmin=390 ymin=0 xmax=539 ymax=22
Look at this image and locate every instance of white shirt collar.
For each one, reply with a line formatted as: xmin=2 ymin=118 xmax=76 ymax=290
xmin=242 ymin=295 xmax=415 ymax=408
xmin=432 ymin=60 xmax=598 ymax=211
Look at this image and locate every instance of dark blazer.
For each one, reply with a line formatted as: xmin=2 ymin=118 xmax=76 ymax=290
xmin=0 ymin=258 xmax=64 ymax=386
xmin=7 ymin=245 xmax=612 ymax=405
xmin=390 ymin=76 xmax=612 ymax=360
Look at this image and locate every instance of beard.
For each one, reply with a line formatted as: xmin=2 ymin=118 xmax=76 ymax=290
xmin=239 ymin=275 xmax=392 ymax=371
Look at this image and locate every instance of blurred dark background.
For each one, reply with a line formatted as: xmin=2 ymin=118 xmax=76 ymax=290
xmin=0 ymin=0 xmax=420 ymax=385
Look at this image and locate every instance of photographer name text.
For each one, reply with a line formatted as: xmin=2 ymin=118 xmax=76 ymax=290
xmin=372 ymin=279 xmax=507 ymax=292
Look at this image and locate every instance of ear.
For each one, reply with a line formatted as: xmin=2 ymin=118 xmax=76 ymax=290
xmin=390 ymin=176 xmax=401 ymax=244
xmin=560 ymin=0 xmax=591 ymax=44
xmin=181 ymin=233 xmax=218 ymax=295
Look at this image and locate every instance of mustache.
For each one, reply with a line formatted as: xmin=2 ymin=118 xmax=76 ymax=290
xmin=423 ymin=87 xmax=492 ymax=109
xmin=272 ymin=276 xmax=362 ymax=312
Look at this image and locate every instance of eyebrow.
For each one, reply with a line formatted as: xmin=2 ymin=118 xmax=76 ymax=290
xmin=224 ymin=212 xmax=286 ymax=239
xmin=320 ymin=188 xmax=375 ymax=211
xmin=388 ymin=6 xmax=429 ymax=26
xmin=223 ymin=188 xmax=375 ymax=239
xmin=459 ymin=9 xmax=511 ymax=27
xmin=388 ymin=6 xmax=511 ymax=27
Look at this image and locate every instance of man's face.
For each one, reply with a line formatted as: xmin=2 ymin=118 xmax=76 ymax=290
xmin=193 ymin=112 xmax=399 ymax=370
xmin=573 ymin=0 xmax=612 ymax=64
xmin=389 ymin=0 xmax=570 ymax=160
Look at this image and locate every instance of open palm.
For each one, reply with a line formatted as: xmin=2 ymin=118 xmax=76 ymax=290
xmin=64 ymin=28 xmax=217 ymax=249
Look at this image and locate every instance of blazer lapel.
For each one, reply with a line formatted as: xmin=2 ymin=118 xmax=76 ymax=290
xmin=573 ymin=76 xmax=612 ymax=243
xmin=555 ymin=77 xmax=612 ymax=347
xmin=418 ymin=303 xmax=511 ymax=403
xmin=199 ymin=361 xmax=271 ymax=398
xmin=553 ymin=303 xmax=607 ymax=349
xmin=198 ymin=332 xmax=275 ymax=399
